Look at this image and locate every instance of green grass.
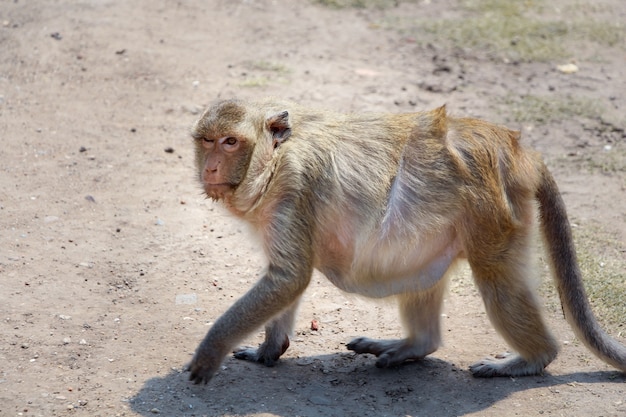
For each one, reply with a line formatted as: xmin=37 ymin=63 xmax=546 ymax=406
xmin=237 ymin=77 xmax=271 ymax=87
xmin=246 ymin=60 xmax=291 ymax=74
xmin=314 ymin=0 xmax=624 ymax=61
xmin=571 ymin=146 xmax=626 ymax=175
xmin=313 ymin=0 xmax=401 ymax=9
xmin=503 ymin=94 xmax=604 ymax=124
xmin=540 ymin=224 xmax=626 ymax=334
xmin=381 ymin=0 xmax=625 ymax=62
xmin=237 ymin=60 xmax=292 ymax=88
xmin=422 ymin=16 xmax=569 ymax=61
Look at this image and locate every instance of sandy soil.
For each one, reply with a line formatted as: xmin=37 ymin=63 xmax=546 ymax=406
xmin=1 ymin=1 xmax=625 ymax=416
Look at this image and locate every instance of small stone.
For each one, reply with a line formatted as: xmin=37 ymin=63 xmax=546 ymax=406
xmin=176 ymin=294 xmax=197 ymax=305
xmin=63 ymin=337 xmax=71 ymax=345
xmin=182 ymin=104 xmax=200 ymax=115
xmin=557 ymin=63 xmax=578 ymax=74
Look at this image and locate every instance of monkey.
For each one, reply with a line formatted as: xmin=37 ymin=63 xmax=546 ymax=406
xmin=186 ymin=97 xmax=626 ymax=384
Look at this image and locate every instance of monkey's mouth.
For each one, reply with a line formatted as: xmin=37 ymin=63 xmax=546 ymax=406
xmin=204 ymin=183 xmax=234 ymax=200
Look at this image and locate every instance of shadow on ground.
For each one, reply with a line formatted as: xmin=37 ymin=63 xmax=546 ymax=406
xmin=128 ymin=353 xmax=624 ymax=417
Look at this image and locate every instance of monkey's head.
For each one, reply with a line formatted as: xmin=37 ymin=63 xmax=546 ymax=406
xmin=192 ymin=99 xmax=292 ymax=202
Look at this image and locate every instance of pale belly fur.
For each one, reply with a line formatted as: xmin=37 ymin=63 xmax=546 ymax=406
xmin=317 ymin=225 xmax=462 ymax=299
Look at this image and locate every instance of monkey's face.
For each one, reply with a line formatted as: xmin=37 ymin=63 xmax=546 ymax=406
xmin=191 ymin=100 xmax=257 ymax=201
xmin=192 ymin=99 xmax=292 ymax=204
xmin=193 ymin=134 xmax=254 ymax=201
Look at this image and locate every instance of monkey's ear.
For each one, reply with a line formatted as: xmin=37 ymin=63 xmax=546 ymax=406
xmin=266 ymin=110 xmax=292 ymax=149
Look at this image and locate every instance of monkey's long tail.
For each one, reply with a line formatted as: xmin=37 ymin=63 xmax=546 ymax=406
xmin=536 ymin=164 xmax=626 ymax=373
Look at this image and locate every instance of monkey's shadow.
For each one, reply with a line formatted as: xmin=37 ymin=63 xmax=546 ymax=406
xmin=128 ymin=352 xmax=624 ymax=416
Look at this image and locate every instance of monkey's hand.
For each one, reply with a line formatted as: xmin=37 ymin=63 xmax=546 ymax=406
xmin=186 ymin=343 xmax=225 ymax=384
xmin=233 ymin=335 xmax=290 ymax=367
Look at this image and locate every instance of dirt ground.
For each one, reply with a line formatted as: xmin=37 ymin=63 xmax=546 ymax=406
xmin=1 ymin=0 xmax=625 ymax=416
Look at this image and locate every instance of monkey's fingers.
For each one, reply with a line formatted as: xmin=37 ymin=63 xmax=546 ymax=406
xmin=233 ymin=345 xmax=280 ymax=367
xmin=346 ymin=337 xmax=385 ymax=355
xmin=348 ymin=337 xmax=431 ymax=368
xmin=470 ymin=353 xmax=546 ymax=378
xmin=233 ymin=346 xmax=261 ymax=362
xmin=187 ymin=368 xmax=212 ymax=384
xmin=185 ymin=360 xmax=218 ymax=384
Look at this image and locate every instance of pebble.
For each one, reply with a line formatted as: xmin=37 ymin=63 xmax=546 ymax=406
xmin=182 ymin=104 xmax=201 ymax=115
xmin=557 ymin=63 xmax=579 ymax=74
xmin=176 ymin=294 xmax=197 ymax=305
xmin=63 ymin=337 xmax=71 ymax=345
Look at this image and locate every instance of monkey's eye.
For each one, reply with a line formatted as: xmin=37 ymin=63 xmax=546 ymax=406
xmin=224 ymin=137 xmax=237 ymax=146
xmin=203 ymin=138 xmax=214 ymax=144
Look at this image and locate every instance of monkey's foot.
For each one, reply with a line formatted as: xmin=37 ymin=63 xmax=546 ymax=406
xmin=346 ymin=337 xmax=437 ymax=368
xmin=470 ymin=352 xmax=552 ymax=377
xmin=233 ymin=336 xmax=290 ymax=367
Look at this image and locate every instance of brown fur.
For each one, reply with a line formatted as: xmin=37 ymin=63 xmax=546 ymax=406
xmin=186 ymin=97 xmax=626 ymax=384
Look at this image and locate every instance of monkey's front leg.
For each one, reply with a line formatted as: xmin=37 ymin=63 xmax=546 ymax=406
xmin=187 ymin=274 xmax=309 ymax=384
xmin=233 ymin=297 xmax=301 ymax=366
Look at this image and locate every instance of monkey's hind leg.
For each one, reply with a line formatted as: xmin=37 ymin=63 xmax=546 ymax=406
xmin=233 ymin=297 xmax=300 ymax=367
xmin=468 ymin=233 xmax=559 ymax=377
xmin=347 ymin=277 xmax=447 ymax=368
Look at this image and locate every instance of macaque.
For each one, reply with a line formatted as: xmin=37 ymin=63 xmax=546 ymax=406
xmin=186 ymin=97 xmax=626 ymax=384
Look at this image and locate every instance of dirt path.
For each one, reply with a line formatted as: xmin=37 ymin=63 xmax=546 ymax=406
xmin=1 ymin=1 xmax=624 ymax=416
